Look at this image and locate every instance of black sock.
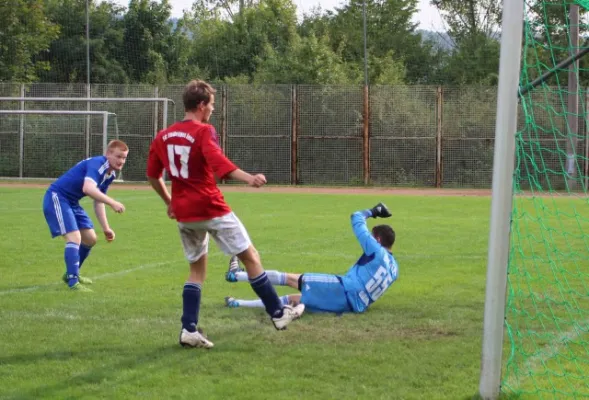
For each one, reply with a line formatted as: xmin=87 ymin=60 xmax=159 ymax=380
xmin=181 ymin=282 xmax=202 ymax=332
xmin=249 ymin=272 xmax=283 ymax=318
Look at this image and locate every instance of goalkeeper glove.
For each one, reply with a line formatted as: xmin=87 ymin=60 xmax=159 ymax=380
xmin=370 ymin=202 xmax=392 ymax=218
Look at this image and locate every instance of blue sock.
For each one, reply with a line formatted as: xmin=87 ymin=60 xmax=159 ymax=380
xmin=249 ymin=272 xmax=283 ymax=318
xmin=181 ymin=282 xmax=202 ymax=333
xmin=64 ymin=242 xmax=80 ymax=287
xmin=78 ymin=244 xmax=92 ymax=270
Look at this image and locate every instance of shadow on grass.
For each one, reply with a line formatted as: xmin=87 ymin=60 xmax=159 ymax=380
xmin=1 ymin=344 xmax=211 ymax=400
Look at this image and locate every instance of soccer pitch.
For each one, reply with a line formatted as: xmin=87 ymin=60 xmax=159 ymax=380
xmin=0 ymin=185 xmax=492 ymax=399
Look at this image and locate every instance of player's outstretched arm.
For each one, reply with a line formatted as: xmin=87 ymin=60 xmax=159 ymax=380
xmin=351 ymin=203 xmax=390 ymax=256
xmin=226 ymin=169 xmax=267 ymax=188
xmin=82 ymin=180 xmax=125 ymax=213
xmin=94 ymin=201 xmax=115 ymax=242
xmin=200 ymin=128 xmax=266 ymax=187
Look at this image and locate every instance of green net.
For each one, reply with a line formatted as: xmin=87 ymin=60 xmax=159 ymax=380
xmin=502 ymin=1 xmax=589 ymax=398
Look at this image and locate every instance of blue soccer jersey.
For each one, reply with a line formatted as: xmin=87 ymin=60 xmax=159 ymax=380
xmin=340 ymin=211 xmax=399 ymax=313
xmin=48 ymin=156 xmax=116 ymax=203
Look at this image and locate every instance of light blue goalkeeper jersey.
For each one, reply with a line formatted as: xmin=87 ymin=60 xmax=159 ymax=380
xmin=340 ymin=211 xmax=399 ymax=313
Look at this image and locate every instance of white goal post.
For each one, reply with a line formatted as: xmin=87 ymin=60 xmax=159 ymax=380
xmin=0 ymin=97 xmax=175 ymax=129
xmin=479 ymin=0 xmax=525 ymax=399
xmin=0 ymin=110 xmax=116 ymax=179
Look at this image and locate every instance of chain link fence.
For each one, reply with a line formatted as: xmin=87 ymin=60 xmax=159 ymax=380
xmin=0 ymin=83 xmax=587 ymax=189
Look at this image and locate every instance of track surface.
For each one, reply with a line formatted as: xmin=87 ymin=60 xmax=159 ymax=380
xmin=0 ymin=182 xmax=491 ymax=197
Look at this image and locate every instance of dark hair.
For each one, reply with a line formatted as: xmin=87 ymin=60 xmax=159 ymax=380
xmin=372 ymin=225 xmax=395 ymax=249
xmin=183 ymin=80 xmax=216 ymax=112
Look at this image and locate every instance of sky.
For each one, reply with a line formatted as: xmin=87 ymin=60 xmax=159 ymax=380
xmin=111 ymin=0 xmax=446 ymax=31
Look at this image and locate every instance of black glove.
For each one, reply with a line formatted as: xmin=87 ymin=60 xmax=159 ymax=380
xmin=370 ymin=202 xmax=391 ymax=218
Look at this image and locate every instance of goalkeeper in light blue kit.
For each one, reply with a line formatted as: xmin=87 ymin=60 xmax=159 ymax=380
xmin=225 ymin=203 xmax=398 ymax=314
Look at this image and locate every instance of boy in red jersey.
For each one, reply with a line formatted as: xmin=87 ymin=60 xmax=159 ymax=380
xmin=146 ymin=80 xmax=305 ymax=349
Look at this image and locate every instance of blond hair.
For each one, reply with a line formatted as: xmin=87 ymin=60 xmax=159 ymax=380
xmin=107 ymin=140 xmax=129 ymax=152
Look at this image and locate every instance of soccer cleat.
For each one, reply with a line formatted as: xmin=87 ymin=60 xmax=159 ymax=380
xmin=272 ymin=303 xmax=305 ymax=330
xmin=224 ymin=296 xmax=240 ymax=308
xmin=225 ymin=256 xmax=243 ymax=283
xmin=69 ymin=282 xmax=93 ymax=292
xmin=63 ymin=273 xmax=93 ymax=285
xmin=78 ymin=275 xmax=93 ymax=285
xmin=179 ymin=327 xmax=214 ymax=349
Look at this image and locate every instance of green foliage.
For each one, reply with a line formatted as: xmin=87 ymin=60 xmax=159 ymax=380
xmin=431 ymin=0 xmax=502 ymax=84
xmin=0 ymin=0 xmax=507 ymax=85
xmin=253 ymin=34 xmax=352 ymax=84
xmin=39 ymin=0 xmax=128 ymax=84
xmin=122 ymin=0 xmax=175 ymax=83
xmin=0 ymin=0 xmax=59 ymax=82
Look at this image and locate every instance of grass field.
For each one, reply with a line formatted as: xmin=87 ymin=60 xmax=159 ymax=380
xmin=0 ymin=185 xmax=522 ymax=399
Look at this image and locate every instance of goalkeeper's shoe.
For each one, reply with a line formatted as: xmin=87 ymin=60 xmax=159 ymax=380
xmin=179 ymin=327 xmax=214 ymax=349
xmin=272 ymin=304 xmax=305 ymax=330
xmin=69 ymin=282 xmax=93 ymax=292
xmin=225 ymin=256 xmax=243 ymax=282
xmin=62 ymin=273 xmax=93 ymax=285
xmin=225 ymin=296 xmax=240 ymax=308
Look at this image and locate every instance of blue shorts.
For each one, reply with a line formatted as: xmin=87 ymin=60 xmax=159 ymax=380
xmin=300 ymin=273 xmax=353 ymax=314
xmin=43 ymin=190 xmax=94 ymax=238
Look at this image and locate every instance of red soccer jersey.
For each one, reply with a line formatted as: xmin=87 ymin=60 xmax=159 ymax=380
xmin=146 ymin=120 xmax=238 ymax=222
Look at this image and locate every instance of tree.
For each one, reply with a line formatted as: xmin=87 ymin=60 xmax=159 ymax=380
xmin=0 ymin=0 xmax=59 ymax=82
xmin=522 ymin=1 xmax=589 ymax=86
xmin=39 ymin=0 xmax=128 ymax=84
xmin=253 ymin=33 xmax=351 ymax=84
xmin=185 ymin=0 xmax=300 ymax=81
xmin=298 ymin=0 xmax=430 ymax=84
xmin=122 ymin=0 xmax=175 ymax=83
xmin=432 ymin=0 xmax=501 ymax=84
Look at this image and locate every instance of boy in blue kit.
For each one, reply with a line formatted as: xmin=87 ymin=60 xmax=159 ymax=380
xmin=224 ymin=203 xmax=398 ymax=314
xmin=42 ymin=140 xmax=129 ymax=291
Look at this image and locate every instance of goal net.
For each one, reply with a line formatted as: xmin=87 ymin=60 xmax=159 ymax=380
xmin=501 ymin=0 xmax=589 ymax=397
xmin=0 ymin=110 xmax=117 ymax=179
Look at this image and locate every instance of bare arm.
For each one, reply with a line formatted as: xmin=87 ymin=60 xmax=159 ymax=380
xmin=226 ymin=169 xmax=266 ymax=187
xmin=94 ymin=200 xmax=116 ymax=241
xmin=94 ymin=200 xmax=110 ymax=231
xmin=83 ymin=180 xmax=125 ymax=213
xmin=147 ymin=176 xmax=175 ymax=219
xmin=147 ymin=176 xmax=171 ymax=205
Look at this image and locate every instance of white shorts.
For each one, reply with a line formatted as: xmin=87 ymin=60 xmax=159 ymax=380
xmin=177 ymin=212 xmax=251 ymax=263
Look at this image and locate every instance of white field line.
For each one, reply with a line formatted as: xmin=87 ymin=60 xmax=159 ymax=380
xmin=504 ymin=319 xmax=589 ymax=390
xmin=0 ymin=260 xmax=178 ymax=296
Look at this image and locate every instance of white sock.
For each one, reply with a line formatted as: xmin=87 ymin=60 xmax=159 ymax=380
xmin=236 ymin=295 xmax=290 ymax=308
xmin=235 ymin=270 xmax=287 ymax=285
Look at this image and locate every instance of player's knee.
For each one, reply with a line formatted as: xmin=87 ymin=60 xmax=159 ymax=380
xmin=237 ymin=246 xmax=261 ymax=266
xmin=63 ymin=231 xmax=82 ymax=244
xmin=81 ymin=230 xmax=97 ymax=247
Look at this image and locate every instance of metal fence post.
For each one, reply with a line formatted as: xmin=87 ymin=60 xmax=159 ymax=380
xmin=19 ymin=84 xmax=25 ymax=178
xmin=363 ymin=85 xmax=370 ymax=185
xmin=86 ymin=84 xmax=91 ymax=157
xmin=436 ymin=86 xmax=443 ymax=188
xmin=162 ymin=99 xmax=168 ymax=131
xmin=292 ymin=85 xmax=298 ymax=185
xmin=221 ymin=85 xmax=228 ymax=184
xmin=102 ymin=112 xmax=109 ymax=154
xmin=154 ymin=86 xmax=159 ymax=137
xmin=585 ymin=87 xmax=589 ymax=191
